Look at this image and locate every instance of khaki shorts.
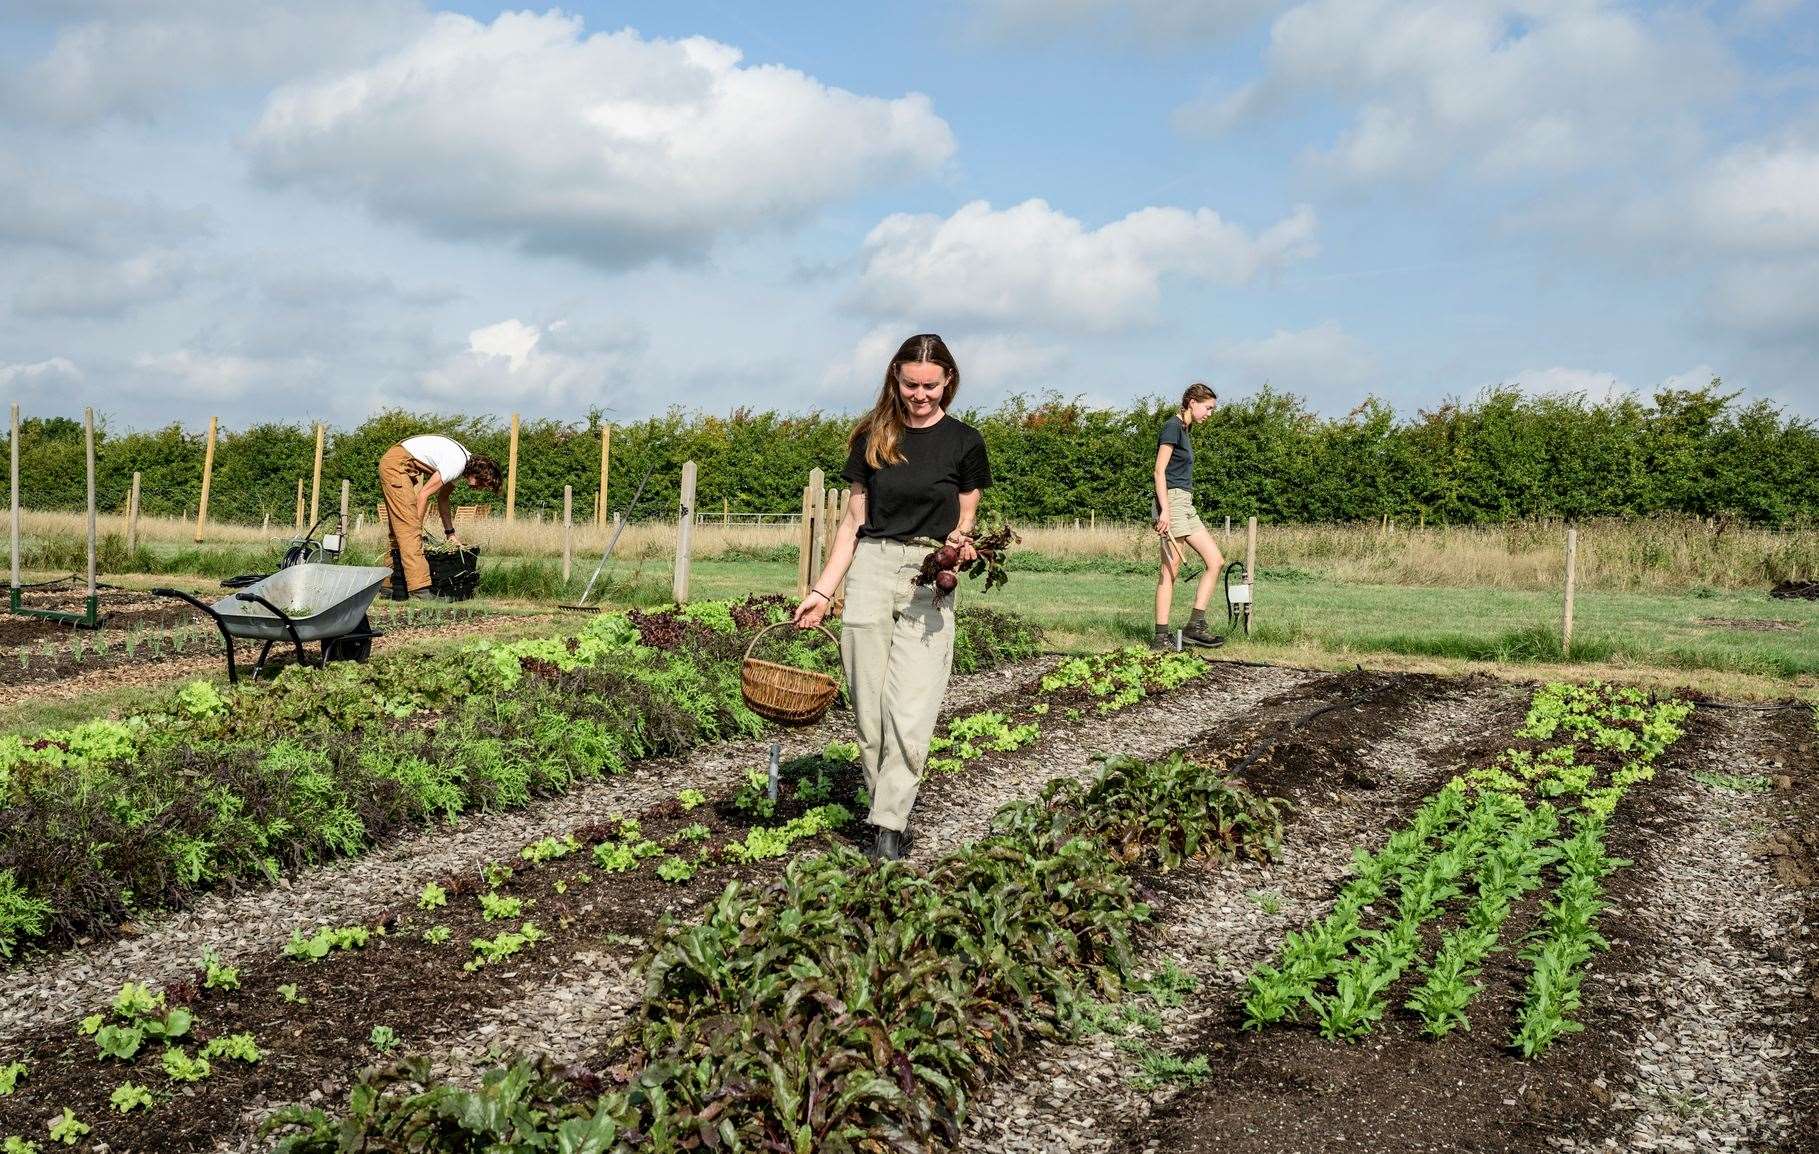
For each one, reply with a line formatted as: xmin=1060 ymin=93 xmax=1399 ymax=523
xmin=1153 ymin=488 xmax=1204 ymax=540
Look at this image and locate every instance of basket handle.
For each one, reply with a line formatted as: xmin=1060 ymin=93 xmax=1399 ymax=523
xmin=743 ymin=619 xmax=841 ymax=665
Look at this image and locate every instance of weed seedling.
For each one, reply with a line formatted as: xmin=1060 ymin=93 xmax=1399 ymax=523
xmin=368 ymin=1026 xmax=399 ymax=1054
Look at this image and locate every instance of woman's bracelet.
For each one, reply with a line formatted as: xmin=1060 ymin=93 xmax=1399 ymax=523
xmin=808 ymin=587 xmax=833 ymax=602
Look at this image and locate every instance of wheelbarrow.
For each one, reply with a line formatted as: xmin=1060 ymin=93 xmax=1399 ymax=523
xmin=151 ymin=564 xmax=393 ymax=683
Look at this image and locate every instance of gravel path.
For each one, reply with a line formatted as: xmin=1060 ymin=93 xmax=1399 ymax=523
xmin=961 ymin=678 xmax=1524 ymax=1153
xmin=406 ymin=662 xmax=1324 ymax=1097
xmin=0 ymin=656 xmax=1057 ymax=1045
xmin=1552 ymin=705 xmax=1812 ymax=1154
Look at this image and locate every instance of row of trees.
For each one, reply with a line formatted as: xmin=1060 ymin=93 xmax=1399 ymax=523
xmin=3 ymin=382 xmax=1814 ymax=527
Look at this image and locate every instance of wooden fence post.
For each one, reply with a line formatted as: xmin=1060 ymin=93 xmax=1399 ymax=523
xmin=194 ymin=415 xmax=217 ymax=543
xmin=9 ymin=402 xmax=19 ymax=592
xmin=1562 ymin=527 xmax=1579 ymax=660
xmin=821 ymin=486 xmax=838 ymax=565
xmin=806 ymin=467 xmax=826 ymax=587
xmin=673 ymin=461 xmax=696 ymax=603
xmin=294 ymin=478 xmax=305 ymax=530
xmin=261 ymin=513 xmax=270 ymax=534
xmin=309 ymin=422 xmax=324 ymax=528
xmin=596 ymin=420 xmax=610 ymax=527
xmin=1246 ymin=515 xmax=1258 ymax=595
xmin=126 ymin=471 xmax=141 ymax=554
xmin=796 ymin=483 xmax=814 ymax=598
xmin=562 ymin=485 xmax=573 ymax=584
xmin=505 ymin=412 xmax=520 ymax=524
xmin=1224 ymin=515 xmax=1231 ymax=535
xmin=84 ymin=407 xmax=96 ymax=596
xmin=723 ymin=497 xmax=730 ymax=528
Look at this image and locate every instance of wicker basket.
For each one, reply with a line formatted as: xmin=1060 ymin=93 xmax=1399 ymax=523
xmin=741 ymin=621 xmax=842 ymax=726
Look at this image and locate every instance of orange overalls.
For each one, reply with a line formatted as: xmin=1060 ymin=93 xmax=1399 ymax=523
xmin=378 ymin=444 xmax=437 ymax=595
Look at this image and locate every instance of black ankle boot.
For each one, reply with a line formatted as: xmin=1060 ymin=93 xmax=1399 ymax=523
xmin=872 ymin=827 xmax=906 ymax=861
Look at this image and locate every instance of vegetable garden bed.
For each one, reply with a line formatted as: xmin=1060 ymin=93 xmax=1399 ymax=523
xmin=2 ymin=616 xmax=1814 ymax=1152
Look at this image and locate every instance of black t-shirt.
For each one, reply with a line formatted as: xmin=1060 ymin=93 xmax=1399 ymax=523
xmin=1157 ymin=415 xmax=1193 ymax=490
xmin=843 ymin=415 xmax=992 ymax=542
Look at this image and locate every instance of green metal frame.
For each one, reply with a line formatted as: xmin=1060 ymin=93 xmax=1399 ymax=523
xmin=8 ymin=585 xmax=102 ymax=629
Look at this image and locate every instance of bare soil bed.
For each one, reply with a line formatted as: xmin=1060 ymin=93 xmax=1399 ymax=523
xmin=962 ymin=680 xmax=1819 ymax=1154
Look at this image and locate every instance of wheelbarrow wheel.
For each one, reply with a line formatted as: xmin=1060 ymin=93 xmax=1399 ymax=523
xmin=326 ymin=615 xmax=376 ymax=664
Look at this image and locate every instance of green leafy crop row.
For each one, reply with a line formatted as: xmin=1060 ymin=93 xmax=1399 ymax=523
xmin=0 ymin=601 xmax=1040 ymax=960
xmin=1241 ymin=680 xmax=1692 ymax=1053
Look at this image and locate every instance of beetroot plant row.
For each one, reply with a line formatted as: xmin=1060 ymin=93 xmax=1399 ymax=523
xmin=0 ymin=598 xmax=1042 ymax=959
xmin=260 ymin=745 xmax=1283 ymax=1153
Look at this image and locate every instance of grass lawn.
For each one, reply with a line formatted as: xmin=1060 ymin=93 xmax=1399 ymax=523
xmin=672 ymin=558 xmax=1819 ymax=684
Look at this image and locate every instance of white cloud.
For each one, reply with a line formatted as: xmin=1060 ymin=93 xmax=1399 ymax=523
xmin=13 ymin=251 xmax=189 ymax=318
xmin=1659 ymin=364 xmax=1722 ymax=392
xmin=1503 ymin=366 xmax=1631 ymax=404
xmin=4 ymin=0 xmax=428 ymax=125
xmin=0 ymin=356 xmax=83 ymax=394
xmin=1687 ymin=141 xmax=1819 ymax=252
xmin=130 ymin=349 xmax=302 ymax=401
xmin=247 ymin=11 xmax=956 ymax=267
xmin=855 ymin=198 xmax=1317 ymax=330
xmin=1706 ymin=260 xmax=1819 ymax=340
xmin=966 ymin=0 xmax=1280 ymax=43
xmin=0 ymin=164 xmax=206 ymax=255
xmin=416 ymin=318 xmax=640 ymax=408
xmin=1208 ymin=322 xmax=1377 ymax=396
xmin=1186 ymin=1 xmax=1735 ymax=182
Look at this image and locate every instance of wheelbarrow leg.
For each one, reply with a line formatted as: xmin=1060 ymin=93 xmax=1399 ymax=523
xmin=150 ymin=587 xmax=240 ymax=684
xmin=234 ymin=591 xmax=310 ymax=678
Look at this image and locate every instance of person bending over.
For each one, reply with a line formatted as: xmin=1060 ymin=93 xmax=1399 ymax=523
xmin=378 ymin=433 xmax=502 ymax=601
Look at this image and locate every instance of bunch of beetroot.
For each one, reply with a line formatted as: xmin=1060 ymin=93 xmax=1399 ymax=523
xmin=913 ymin=523 xmax=1019 ymax=605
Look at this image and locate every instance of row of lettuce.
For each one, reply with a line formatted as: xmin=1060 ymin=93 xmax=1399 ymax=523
xmin=0 ymin=599 xmax=1042 ymax=960
xmin=1241 ymin=681 xmax=1691 ymax=1053
xmin=253 ymin=680 xmax=1692 ymax=1153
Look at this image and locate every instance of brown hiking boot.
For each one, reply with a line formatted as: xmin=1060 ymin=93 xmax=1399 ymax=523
xmin=1182 ymin=620 xmax=1225 ymax=648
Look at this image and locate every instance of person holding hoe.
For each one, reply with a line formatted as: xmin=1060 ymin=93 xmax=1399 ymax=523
xmin=378 ymin=434 xmax=503 ymax=601
xmin=793 ymin=333 xmax=991 ymax=862
xmin=1153 ymin=383 xmax=1226 ymax=649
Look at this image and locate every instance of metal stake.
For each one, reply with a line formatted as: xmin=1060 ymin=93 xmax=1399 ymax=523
xmin=768 ymin=741 xmax=782 ymax=806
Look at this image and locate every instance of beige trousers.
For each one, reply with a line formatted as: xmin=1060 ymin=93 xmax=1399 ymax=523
xmin=841 ymin=538 xmax=956 ymax=832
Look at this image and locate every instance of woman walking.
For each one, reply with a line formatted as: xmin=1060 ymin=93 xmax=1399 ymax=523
xmin=1153 ymin=383 xmax=1225 ymax=649
xmin=794 ymin=334 xmax=991 ymax=861
xmin=377 ymin=433 xmax=503 ymax=600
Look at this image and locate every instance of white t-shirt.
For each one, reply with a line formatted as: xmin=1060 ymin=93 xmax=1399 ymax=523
xmin=401 ymin=435 xmax=470 ymax=485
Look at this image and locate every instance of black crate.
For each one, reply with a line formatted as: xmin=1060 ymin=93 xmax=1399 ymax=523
xmin=426 ymin=546 xmax=482 ymax=601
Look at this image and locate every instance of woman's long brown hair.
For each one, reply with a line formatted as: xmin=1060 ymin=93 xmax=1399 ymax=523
xmin=849 ymin=333 xmax=961 ymax=469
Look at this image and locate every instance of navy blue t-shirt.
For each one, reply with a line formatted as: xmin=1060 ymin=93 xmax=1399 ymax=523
xmin=1157 ymin=415 xmax=1193 ymax=490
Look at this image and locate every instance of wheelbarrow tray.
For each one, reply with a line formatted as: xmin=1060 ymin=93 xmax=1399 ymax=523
xmin=208 ymin=564 xmax=394 ymax=642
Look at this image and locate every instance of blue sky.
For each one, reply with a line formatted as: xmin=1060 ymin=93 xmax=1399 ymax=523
xmin=1 ymin=1 xmax=1815 ymax=431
